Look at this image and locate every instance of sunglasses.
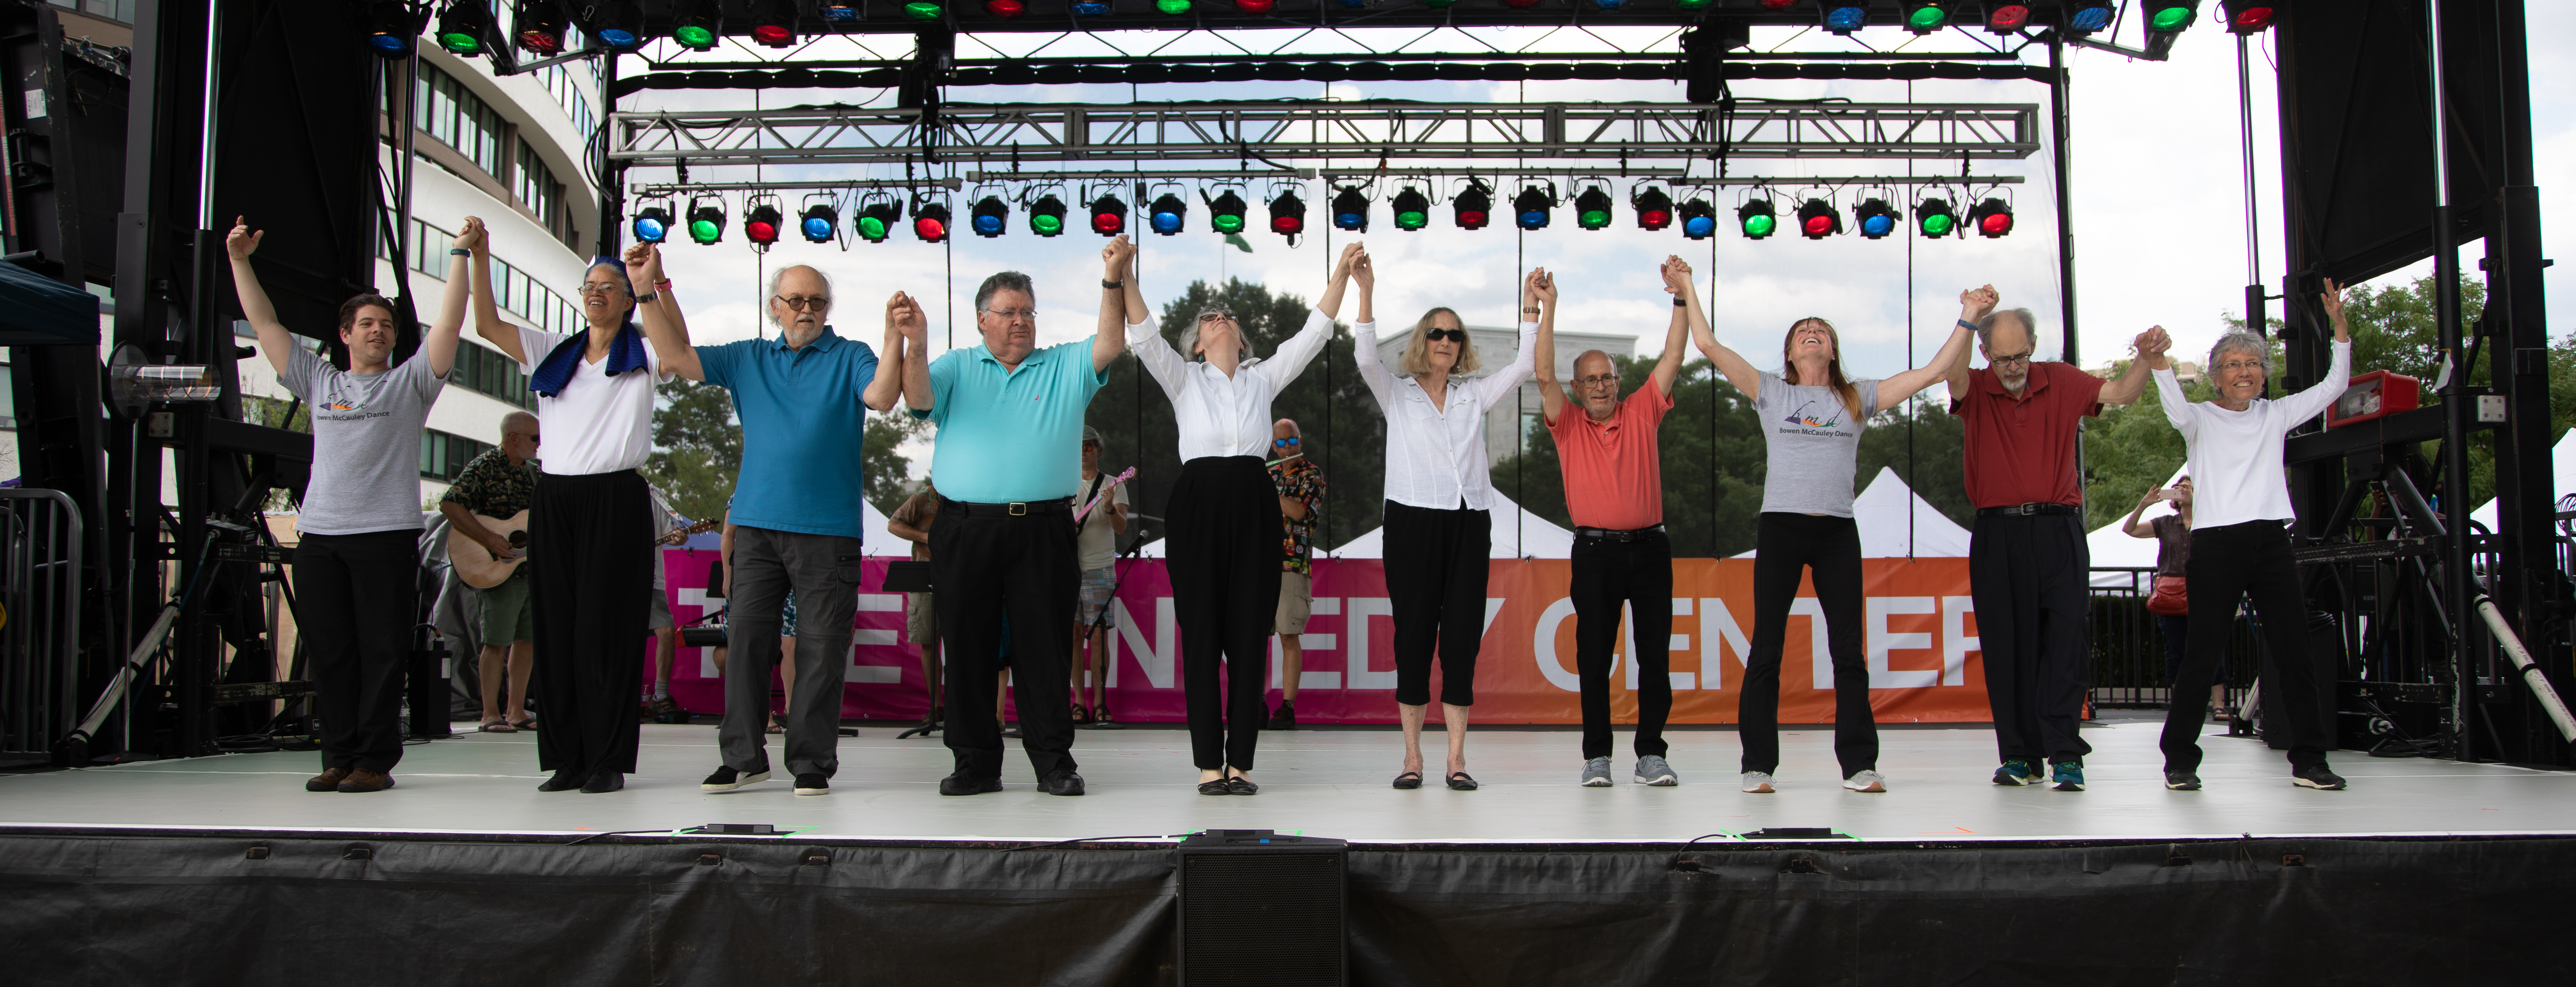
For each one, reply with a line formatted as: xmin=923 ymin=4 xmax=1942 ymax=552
xmin=1197 ymin=312 xmax=1235 ymax=323
xmin=1425 ymin=328 xmax=1467 ymax=343
xmin=1274 ymin=436 xmax=1300 ymax=447
xmin=774 ymin=295 xmax=830 ymax=312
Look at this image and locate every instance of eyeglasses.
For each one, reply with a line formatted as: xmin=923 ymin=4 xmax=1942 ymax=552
xmin=1274 ymin=436 xmax=1300 ymax=447
xmin=1198 ymin=312 xmax=1234 ymax=323
xmin=1425 ymin=328 xmax=1467 ymax=343
xmin=774 ymin=295 xmax=830 ymax=312
xmin=1574 ymin=374 xmax=1619 ymax=387
xmin=2215 ymin=360 xmax=2265 ymax=374
xmin=511 ymin=433 xmax=541 ymax=444
xmin=577 ymin=282 xmax=626 ymax=296
xmin=981 ymin=307 xmax=1036 ymax=321
xmin=1988 ymin=351 xmax=2034 ymax=367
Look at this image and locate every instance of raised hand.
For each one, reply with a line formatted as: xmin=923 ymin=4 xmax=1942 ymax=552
xmin=2132 ymin=325 xmax=2170 ymax=358
xmin=454 ymin=216 xmax=487 ymax=254
xmin=1523 ymin=267 xmax=1556 ymax=307
xmin=1331 ymin=242 xmax=1366 ymax=283
xmin=226 ymin=215 xmax=263 ymax=261
xmin=1662 ymin=255 xmax=1694 ymax=295
xmin=886 ymin=290 xmax=927 ymax=342
xmin=1350 ymin=245 xmax=1374 ymax=291
xmin=1959 ymin=284 xmax=1999 ymax=322
xmin=1103 ymin=235 xmax=1137 ymax=279
xmin=2320 ymin=277 xmax=2347 ymax=324
xmin=622 ymin=240 xmax=655 ymax=287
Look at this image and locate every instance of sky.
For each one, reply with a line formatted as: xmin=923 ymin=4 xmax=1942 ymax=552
xmin=618 ymin=8 xmax=2574 ymax=475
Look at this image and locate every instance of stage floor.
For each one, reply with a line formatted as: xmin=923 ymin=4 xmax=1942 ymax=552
xmin=6 ymin=718 xmax=2571 ymax=844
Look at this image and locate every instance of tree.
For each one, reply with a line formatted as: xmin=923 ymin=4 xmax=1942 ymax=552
xmin=863 ymin=411 xmax=929 ymax=515
xmin=645 ymin=377 xmax=741 ymax=523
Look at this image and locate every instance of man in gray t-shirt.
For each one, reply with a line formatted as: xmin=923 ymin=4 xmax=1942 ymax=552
xmin=283 ymin=347 xmax=446 ymax=534
xmin=1751 ymin=373 xmax=1882 ymax=517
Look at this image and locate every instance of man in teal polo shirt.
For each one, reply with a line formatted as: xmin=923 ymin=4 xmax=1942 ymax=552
xmin=922 ymin=235 xmax=1143 ymax=797
xmin=629 ymin=247 xmax=922 ymax=798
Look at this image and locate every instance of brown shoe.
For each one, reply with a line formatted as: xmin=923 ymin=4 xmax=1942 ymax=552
xmin=305 ymin=767 xmax=352 ymax=792
xmin=337 ymin=769 xmax=396 ymax=793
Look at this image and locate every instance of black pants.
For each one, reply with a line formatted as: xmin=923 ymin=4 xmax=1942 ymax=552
xmin=530 ymin=470 xmax=652 ymax=779
xmin=2162 ymin=521 xmax=2333 ymax=773
xmin=1572 ymin=530 xmax=1674 ymax=760
xmin=1381 ymin=500 xmax=1489 ymax=707
xmin=720 ymin=527 xmax=863 ymax=779
xmin=1970 ymin=513 xmax=2094 ymax=766
xmin=1167 ymin=457 xmax=1281 ymax=771
xmin=932 ymin=500 xmax=1080 ymax=781
xmin=295 ymin=529 xmax=418 ymax=774
xmin=1741 ymin=513 xmax=1877 ymax=777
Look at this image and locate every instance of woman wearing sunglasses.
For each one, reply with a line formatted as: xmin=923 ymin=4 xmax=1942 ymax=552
xmin=1351 ymin=252 xmax=1542 ymax=792
xmin=1124 ymin=244 xmax=1364 ymax=795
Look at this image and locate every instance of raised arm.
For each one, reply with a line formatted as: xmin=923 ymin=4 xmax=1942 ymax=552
xmin=417 ymin=218 xmax=478 ymax=380
xmin=1530 ymin=267 xmax=1565 ymax=424
xmin=225 ymin=216 xmax=298 ymax=378
xmin=2145 ymin=331 xmax=2195 ymax=432
xmin=2275 ymin=279 xmax=2356 ymax=426
xmin=2121 ymin=491 xmax=2164 ymax=539
xmin=1348 ymin=247 xmax=1395 ymax=406
xmin=469 ymin=225 xmax=525 ymax=365
xmin=1682 ymin=274 xmax=1760 ymax=401
xmin=865 ymin=291 xmax=922 ymax=413
xmin=1945 ymin=284 xmax=1997 ymax=405
xmin=1316 ymin=242 xmax=1363 ymax=321
xmin=1258 ymin=244 xmax=1364 ymax=389
xmin=1469 ymin=298 xmax=1541 ymax=411
xmin=2098 ymin=326 xmax=2170 ymax=406
xmin=624 ymin=242 xmax=703 ymax=382
xmin=1124 ymin=298 xmax=1189 ymax=396
xmin=1650 ymin=256 xmax=1692 ymax=398
xmin=894 ymin=293 xmax=932 ymax=412
xmin=1876 ymin=322 xmax=1978 ymax=408
xmin=1094 ymin=235 xmax=1140 ymax=374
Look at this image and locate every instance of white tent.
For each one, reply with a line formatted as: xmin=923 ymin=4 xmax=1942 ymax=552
xmin=1725 ymin=467 xmax=1972 ymax=560
xmin=1326 ymin=491 xmax=1576 ymax=560
xmin=2468 ymin=429 xmax=2576 ymax=530
xmin=2088 ymin=464 xmax=2190 ymax=587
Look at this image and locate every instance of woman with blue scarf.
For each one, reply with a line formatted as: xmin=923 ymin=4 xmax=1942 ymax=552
xmin=469 ymin=243 xmax=673 ymax=793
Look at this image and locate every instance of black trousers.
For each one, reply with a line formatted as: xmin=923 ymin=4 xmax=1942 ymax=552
xmin=720 ymin=527 xmax=864 ymax=779
xmin=1741 ymin=513 xmax=1877 ymax=777
xmin=1381 ymin=500 xmax=1489 ymax=707
xmin=529 ymin=470 xmax=652 ymax=778
xmin=932 ymin=501 xmax=1080 ymax=781
xmin=1970 ymin=513 xmax=2095 ymax=765
xmin=1167 ymin=457 xmax=1281 ymax=771
xmin=295 ymin=529 xmax=419 ymax=774
xmin=2162 ymin=521 xmax=2334 ymax=773
xmin=1572 ymin=530 xmax=1674 ymax=760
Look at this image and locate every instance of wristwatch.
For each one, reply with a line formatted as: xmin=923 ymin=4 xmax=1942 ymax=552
xmin=1674 ymin=298 xmax=1689 ymax=307
xmin=449 ymin=248 xmax=471 ymax=256
xmin=1957 ymin=319 xmax=1980 ymax=332
xmin=1101 ymin=278 xmax=1124 ymax=289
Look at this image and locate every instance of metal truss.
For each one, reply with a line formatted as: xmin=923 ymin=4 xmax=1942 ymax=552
xmin=610 ymin=100 xmax=2042 ymax=171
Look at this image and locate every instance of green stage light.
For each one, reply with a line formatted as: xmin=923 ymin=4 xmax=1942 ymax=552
xmin=1391 ymin=187 xmax=1431 ymax=231
xmin=1738 ymin=198 xmax=1776 ymax=239
xmin=1572 ymin=184 xmax=1614 ymax=230
xmin=1156 ymin=0 xmax=1191 ymax=12
xmin=905 ymin=1 xmax=943 ymax=19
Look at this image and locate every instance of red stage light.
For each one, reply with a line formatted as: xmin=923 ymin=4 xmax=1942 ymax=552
xmin=1987 ymin=4 xmax=2031 ymax=30
xmin=751 ymin=23 xmax=793 ymax=45
xmin=1236 ymin=0 xmax=1274 ymax=11
xmin=1640 ymin=209 xmax=1671 ymax=229
xmin=985 ymin=0 xmax=1025 ymax=15
xmin=2229 ymin=6 xmax=2274 ymax=32
xmin=1759 ymin=0 xmax=1795 ymax=8
xmin=1502 ymin=0 xmax=1539 ymax=8
xmin=747 ymin=220 xmax=779 ymax=242
xmin=915 ymin=217 xmax=947 ymax=240
xmin=1803 ymin=215 xmax=1835 ymax=237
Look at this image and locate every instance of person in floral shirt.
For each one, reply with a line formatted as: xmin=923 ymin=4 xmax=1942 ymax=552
xmin=437 ymin=412 xmax=542 ymax=733
xmin=1267 ymin=418 xmax=1326 ymax=729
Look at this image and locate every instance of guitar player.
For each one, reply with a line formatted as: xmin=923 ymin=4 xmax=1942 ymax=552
xmin=437 ymin=412 xmax=544 ymax=734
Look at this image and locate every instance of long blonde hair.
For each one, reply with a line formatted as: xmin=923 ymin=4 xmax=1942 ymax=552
xmin=1780 ymin=317 xmax=1863 ymax=422
xmin=1399 ymin=307 xmax=1483 ymax=377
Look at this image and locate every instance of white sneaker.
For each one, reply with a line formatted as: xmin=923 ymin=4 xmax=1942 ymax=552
xmin=1739 ymin=771 xmax=1775 ymax=793
xmin=1842 ymin=769 xmax=1889 ymax=793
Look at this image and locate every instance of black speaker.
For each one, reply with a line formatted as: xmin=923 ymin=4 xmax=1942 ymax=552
xmin=1176 ymin=830 xmax=1346 ymax=987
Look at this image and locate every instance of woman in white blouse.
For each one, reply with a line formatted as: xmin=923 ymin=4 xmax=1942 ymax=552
xmin=1352 ymin=250 xmax=1540 ymax=791
xmin=1128 ymin=244 xmax=1359 ymax=795
xmin=2148 ymin=280 xmax=2352 ymax=793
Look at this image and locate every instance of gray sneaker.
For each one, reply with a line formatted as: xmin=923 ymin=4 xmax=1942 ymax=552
xmin=1580 ymin=756 xmax=1614 ymax=787
xmin=1633 ymin=754 xmax=1678 ymax=786
xmin=1842 ymin=769 xmax=1889 ymax=793
xmin=1740 ymin=771 xmax=1776 ymax=793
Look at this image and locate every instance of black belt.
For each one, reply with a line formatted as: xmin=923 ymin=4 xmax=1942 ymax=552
xmin=940 ymin=496 xmax=1072 ymax=517
xmin=1576 ymin=524 xmax=1665 ymax=542
xmin=1977 ymin=503 xmax=2081 ymax=517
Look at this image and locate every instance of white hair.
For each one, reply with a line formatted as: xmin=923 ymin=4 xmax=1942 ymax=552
xmin=765 ymin=265 xmax=833 ymax=328
xmin=1178 ymin=310 xmax=1251 ymax=362
xmin=2207 ymin=330 xmax=2272 ymax=377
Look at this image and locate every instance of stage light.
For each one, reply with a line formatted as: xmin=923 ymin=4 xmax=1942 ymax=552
xmin=1632 ymin=185 xmax=1675 ymax=232
xmin=1453 ymin=179 xmax=1492 ymax=230
xmin=1737 ymin=197 xmax=1777 ymax=239
xmin=904 ymin=2 xmax=944 ymax=20
xmin=1902 ymin=2 xmax=1952 ymax=33
xmin=671 ymin=0 xmax=719 ymax=49
xmin=2143 ymin=0 xmax=2198 ymax=34
xmin=1572 ymin=185 xmax=1615 ymax=231
xmin=1675 ymin=0 xmax=1709 ymax=9
xmin=365 ymin=0 xmax=424 ymax=58
xmin=1148 ymin=192 xmax=1189 ymax=235
xmin=631 ymin=204 xmax=672 ymax=244
xmin=436 ymin=1 xmax=493 ymax=56
xmin=821 ymin=1 xmax=861 ymax=20
xmin=745 ymin=201 xmax=784 ymax=246
xmin=512 ymin=0 xmax=566 ymax=54
xmin=1854 ymin=198 xmax=1901 ymax=239
xmin=581 ymin=1 xmax=645 ymax=51
xmin=971 ymin=196 xmax=1009 ymax=237
xmin=750 ymin=0 xmax=797 ymax=46
xmin=857 ymin=196 xmax=902 ymax=243
xmin=1915 ymin=194 xmax=1959 ymax=237
xmin=1089 ymin=193 xmax=1129 ymax=236
xmin=1985 ymin=3 xmax=2029 ymax=32
xmin=1591 ymin=0 xmax=1626 ymax=10
xmin=1072 ymin=0 xmax=1110 ymax=14
xmin=799 ymin=202 xmax=838 ymax=243
xmin=985 ymin=0 xmax=1025 ymax=14
xmin=1795 ymin=198 xmax=1843 ymax=239
xmin=2066 ymin=1 xmax=2116 ymax=33
xmin=1757 ymin=0 xmax=1794 ymax=8
xmin=2221 ymin=0 xmax=2273 ymax=32
xmin=1236 ymin=0 xmax=1276 ymax=11
xmin=687 ymin=197 xmax=726 ymax=245
xmin=1678 ymin=198 xmax=1717 ymax=240
xmin=1514 ymin=185 xmax=1555 ymax=230
xmin=1204 ymin=188 xmax=1249 ymax=234
xmin=1268 ymin=189 xmax=1306 ymax=237
xmin=1822 ymin=1 xmax=1868 ymax=34
xmin=1156 ymin=0 xmax=1192 ymax=13
xmin=1969 ymin=197 xmax=2015 ymax=237
xmin=1501 ymin=0 xmax=1539 ymax=8
xmin=1027 ymin=194 xmax=1067 ymax=237
xmin=1391 ymin=187 xmax=1431 ymax=231
xmin=913 ymin=200 xmax=952 ymax=243
xmin=1329 ymin=187 xmax=1370 ymax=233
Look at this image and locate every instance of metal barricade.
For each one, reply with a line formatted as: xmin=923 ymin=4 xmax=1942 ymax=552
xmin=2088 ymin=566 xmax=2256 ymax=710
xmin=1 ymin=488 xmax=82 ymax=759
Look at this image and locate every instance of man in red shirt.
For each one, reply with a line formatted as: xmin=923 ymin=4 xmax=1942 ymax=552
xmin=1539 ymin=258 xmax=1693 ymax=788
xmin=1944 ymin=288 xmax=2165 ymax=792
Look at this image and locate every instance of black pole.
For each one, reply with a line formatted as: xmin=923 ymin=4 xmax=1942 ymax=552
xmin=2423 ymin=0 xmax=2478 ymax=760
xmin=596 ymin=52 xmax=623 ymax=257
xmin=2048 ymin=34 xmax=2079 ymax=369
xmin=2237 ymin=33 xmax=2267 ymax=336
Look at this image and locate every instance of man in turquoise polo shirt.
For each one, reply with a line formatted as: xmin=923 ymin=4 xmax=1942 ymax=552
xmin=629 ymin=247 xmax=924 ymax=798
xmin=922 ymin=235 xmax=1143 ymax=797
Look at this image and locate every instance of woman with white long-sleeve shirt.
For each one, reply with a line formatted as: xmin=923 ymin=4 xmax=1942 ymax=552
xmin=1128 ymin=245 xmax=1356 ymax=795
xmin=1351 ymin=249 xmax=1539 ymax=791
xmin=2147 ymin=280 xmax=2353 ymax=792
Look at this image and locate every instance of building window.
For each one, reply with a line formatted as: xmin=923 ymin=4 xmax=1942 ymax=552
xmin=376 ymin=218 xmax=581 ymax=339
xmin=517 ymin=140 xmax=565 ymax=239
xmin=411 ymin=63 xmax=505 ymax=178
xmin=531 ymin=62 xmax=598 ymax=139
xmin=420 ymin=429 xmax=495 ymax=483
xmin=0 ymin=350 xmax=14 ymax=430
xmin=453 ymin=338 xmax=536 ymax=410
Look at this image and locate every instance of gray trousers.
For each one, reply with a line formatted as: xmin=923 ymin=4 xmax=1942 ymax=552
xmin=720 ymin=526 xmax=864 ymax=778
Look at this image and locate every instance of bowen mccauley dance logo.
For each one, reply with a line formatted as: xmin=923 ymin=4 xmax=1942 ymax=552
xmin=1778 ymin=398 xmax=1851 ymax=436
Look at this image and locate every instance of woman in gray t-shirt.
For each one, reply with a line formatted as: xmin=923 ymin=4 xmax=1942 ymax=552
xmin=1681 ymin=262 xmax=1977 ymax=794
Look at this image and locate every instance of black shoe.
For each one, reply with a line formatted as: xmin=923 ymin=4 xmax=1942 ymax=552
xmin=700 ymin=766 xmax=771 ymax=792
xmin=2292 ymin=766 xmax=2348 ymax=790
xmin=939 ymin=771 xmax=1003 ymax=796
xmin=580 ymin=769 xmax=624 ymax=793
xmin=2163 ymin=769 xmax=2202 ymax=790
xmin=1039 ymin=769 xmax=1086 ymax=796
xmin=537 ymin=769 xmax=583 ymax=792
xmin=1225 ymin=775 xmax=1258 ymax=795
xmin=794 ymin=773 xmax=829 ymax=796
xmin=1002 ymin=724 xmax=1023 ymax=739
xmin=1198 ymin=778 xmax=1232 ymax=796
xmin=1267 ymin=701 xmax=1297 ymax=730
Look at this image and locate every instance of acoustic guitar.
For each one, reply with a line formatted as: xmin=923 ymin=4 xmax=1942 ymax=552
xmin=449 ymin=513 xmax=718 ymax=589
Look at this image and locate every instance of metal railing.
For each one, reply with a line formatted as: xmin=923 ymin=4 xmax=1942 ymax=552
xmin=0 ymin=488 xmax=82 ymax=759
xmin=2088 ymin=567 xmax=2257 ymax=710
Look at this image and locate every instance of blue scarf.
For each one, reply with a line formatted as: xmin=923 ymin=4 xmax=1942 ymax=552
xmin=529 ymin=323 xmax=646 ymax=398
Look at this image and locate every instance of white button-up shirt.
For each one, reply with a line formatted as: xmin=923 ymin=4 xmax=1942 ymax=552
xmin=1353 ymin=319 xmax=1539 ymax=511
xmin=2154 ymin=338 xmax=2350 ymax=530
xmin=1128 ymin=307 xmax=1334 ymax=461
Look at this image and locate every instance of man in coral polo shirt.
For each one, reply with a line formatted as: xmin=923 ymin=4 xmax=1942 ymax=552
xmin=1538 ymin=258 xmax=1694 ymax=788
